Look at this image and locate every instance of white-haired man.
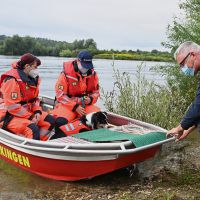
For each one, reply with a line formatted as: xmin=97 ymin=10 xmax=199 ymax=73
xmin=167 ymin=41 xmax=200 ymax=141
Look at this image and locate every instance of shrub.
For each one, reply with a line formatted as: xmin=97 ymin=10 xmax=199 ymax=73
xmin=102 ymin=63 xmax=191 ymax=129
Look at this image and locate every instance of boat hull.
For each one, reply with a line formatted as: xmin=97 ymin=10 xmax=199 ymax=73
xmin=0 ymin=142 xmax=161 ymax=181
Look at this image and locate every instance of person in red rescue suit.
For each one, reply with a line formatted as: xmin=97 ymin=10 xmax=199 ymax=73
xmin=51 ymin=50 xmax=100 ymax=139
xmin=0 ymin=53 xmax=55 ymax=140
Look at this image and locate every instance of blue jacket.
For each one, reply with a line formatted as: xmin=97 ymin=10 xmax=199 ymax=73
xmin=181 ymin=79 xmax=200 ymax=129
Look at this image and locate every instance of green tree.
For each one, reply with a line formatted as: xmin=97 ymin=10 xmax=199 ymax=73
xmin=158 ymin=0 xmax=200 ymax=116
xmin=151 ymin=49 xmax=158 ymax=54
xmin=59 ymin=49 xmax=72 ymax=57
xmin=0 ymin=45 xmax=3 ymax=54
xmin=72 ymin=39 xmax=85 ymax=50
xmin=84 ymin=39 xmax=97 ymax=50
xmin=3 ymin=37 xmax=14 ymax=55
xmin=162 ymin=0 xmax=200 ymax=51
xmin=22 ymin=36 xmax=35 ymax=53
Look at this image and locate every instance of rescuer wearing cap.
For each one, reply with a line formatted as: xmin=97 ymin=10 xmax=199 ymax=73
xmin=51 ymin=50 xmax=100 ymax=138
xmin=0 ymin=53 xmax=55 ymax=140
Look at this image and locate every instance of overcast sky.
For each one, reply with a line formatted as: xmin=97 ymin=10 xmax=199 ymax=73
xmin=0 ymin=0 xmax=180 ymax=51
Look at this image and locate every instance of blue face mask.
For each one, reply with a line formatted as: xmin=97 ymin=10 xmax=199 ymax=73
xmin=181 ymin=65 xmax=195 ymax=76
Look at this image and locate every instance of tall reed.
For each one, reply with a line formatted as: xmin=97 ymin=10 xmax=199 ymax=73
xmin=102 ymin=63 xmax=189 ymax=130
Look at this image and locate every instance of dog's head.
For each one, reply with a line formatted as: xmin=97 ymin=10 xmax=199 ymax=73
xmin=80 ymin=111 xmax=108 ymax=129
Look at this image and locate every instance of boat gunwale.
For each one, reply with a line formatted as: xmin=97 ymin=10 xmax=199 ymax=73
xmin=0 ymin=127 xmax=175 ymax=156
xmin=0 ymin=95 xmax=175 ymax=156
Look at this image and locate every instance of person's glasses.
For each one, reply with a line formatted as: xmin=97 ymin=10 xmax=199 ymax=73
xmin=179 ymin=53 xmax=190 ymax=68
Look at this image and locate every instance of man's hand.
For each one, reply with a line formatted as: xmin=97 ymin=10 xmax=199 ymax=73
xmin=84 ymin=96 xmax=91 ymax=105
xmin=176 ymin=125 xmax=196 ymax=142
xmin=76 ymin=105 xmax=86 ymax=116
xmin=167 ymin=125 xmax=184 ymax=140
xmin=32 ymin=113 xmax=41 ymax=125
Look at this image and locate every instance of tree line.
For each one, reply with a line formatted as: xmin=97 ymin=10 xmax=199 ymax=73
xmin=0 ymin=35 xmax=98 ymax=57
xmin=0 ymin=34 xmax=173 ymax=61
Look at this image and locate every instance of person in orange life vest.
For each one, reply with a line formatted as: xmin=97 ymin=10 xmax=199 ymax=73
xmin=51 ymin=50 xmax=100 ymax=138
xmin=0 ymin=53 xmax=55 ymax=140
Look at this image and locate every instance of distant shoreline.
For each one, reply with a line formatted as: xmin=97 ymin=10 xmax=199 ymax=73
xmin=0 ymin=53 xmax=173 ymax=63
xmin=0 ymin=35 xmax=173 ymax=63
xmin=94 ymin=53 xmax=173 ymax=62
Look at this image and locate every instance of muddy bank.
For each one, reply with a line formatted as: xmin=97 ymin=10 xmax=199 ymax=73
xmin=0 ymin=132 xmax=200 ymax=200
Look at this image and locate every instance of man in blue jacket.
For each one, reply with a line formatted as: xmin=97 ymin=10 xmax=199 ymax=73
xmin=167 ymin=41 xmax=200 ymax=141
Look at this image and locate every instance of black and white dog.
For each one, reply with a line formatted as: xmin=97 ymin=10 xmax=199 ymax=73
xmin=50 ymin=111 xmax=108 ymax=140
xmin=80 ymin=111 xmax=108 ymax=130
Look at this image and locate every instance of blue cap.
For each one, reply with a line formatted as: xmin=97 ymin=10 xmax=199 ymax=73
xmin=77 ymin=50 xmax=93 ymax=69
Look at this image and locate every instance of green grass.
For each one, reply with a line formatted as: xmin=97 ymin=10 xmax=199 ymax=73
xmin=94 ymin=53 xmax=173 ymax=62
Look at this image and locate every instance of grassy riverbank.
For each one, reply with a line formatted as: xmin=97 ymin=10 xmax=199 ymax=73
xmin=94 ymin=52 xmax=173 ymax=62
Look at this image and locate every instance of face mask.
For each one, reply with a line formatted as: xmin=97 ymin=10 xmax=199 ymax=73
xmin=181 ymin=65 xmax=195 ymax=76
xmin=28 ymin=69 xmax=39 ymax=78
xmin=78 ymin=64 xmax=88 ymax=74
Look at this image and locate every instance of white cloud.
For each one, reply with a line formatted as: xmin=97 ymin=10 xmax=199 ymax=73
xmin=0 ymin=0 xmax=180 ymax=50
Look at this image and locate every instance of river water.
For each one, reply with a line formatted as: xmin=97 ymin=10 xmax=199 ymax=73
xmin=0 ymin=56 xmax=167 ymax=107
xmin=0 ymin=56 xmax=167 ymax=200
